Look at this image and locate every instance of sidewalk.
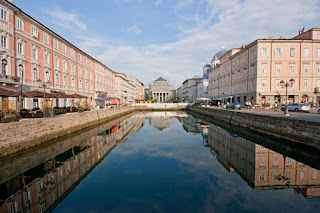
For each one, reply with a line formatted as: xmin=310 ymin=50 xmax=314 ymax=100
xmin=205 ymin=106 xmax=320 ymax=123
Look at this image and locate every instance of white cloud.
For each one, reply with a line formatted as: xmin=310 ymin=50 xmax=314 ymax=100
xmin=122 ymin=24 xmax=142 ymax=34
xmin=43 ymin=8 xmax=86 ymax=31
xmin=154 ymin=0 xmax=162 ymax=6
xmin=43 ymin=0 xmax=320 ymax=89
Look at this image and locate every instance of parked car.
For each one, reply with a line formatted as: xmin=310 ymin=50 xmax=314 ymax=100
xmin=20 ymin=109 xmax=32 ymax=118
xmin=318 ymin=108 xmax=320 ymax=114
xmin=281 ymin=103 xmax=311 ymax=112
xmin=31 ymin=107 xmax=44 ymax=118
xmin=226 ymin=102 xmax=241 ymax=110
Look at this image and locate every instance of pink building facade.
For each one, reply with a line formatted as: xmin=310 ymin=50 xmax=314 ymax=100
xmin=0 ymin=0 xmax=115 ymax=109
xmin=208 ymin=28 xmax=320 ymax=105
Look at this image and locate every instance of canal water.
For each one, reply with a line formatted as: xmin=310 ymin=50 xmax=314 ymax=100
xmin=0 ymin=112 xmax=320 ymax=213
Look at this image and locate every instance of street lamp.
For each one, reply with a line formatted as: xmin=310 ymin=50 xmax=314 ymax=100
xmin=18 ymin=64 xmax=24 ymax=114
xmin=36 ymin=78 xmax=51 ymax=108
xmin=280 ymin=78 xmax=295 ymax=116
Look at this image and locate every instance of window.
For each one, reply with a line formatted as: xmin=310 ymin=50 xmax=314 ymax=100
xmin=261 ymin=48 xmax=268 ymax=56
xmin=62 ymin=44 xmax=66 ymax=53
xmin=79 ymin=78 xmax=82 ymax=90
xmin=33 ymin=68 xmax=38 ymax=81
xmin=85 ymin=80 xmax=88 ymax=90
xmin=275 ymin=48 xmax=282 ymax=57
xmin=287 ymin=157 xmax=292 ymax=166
xmin=273 ymin=155 xmax=278 ymax=166
xmin=71 ymin=49 xmax=74 ymax=57
xmin=318 ymin=48 xmax=320 ymax=57
xmin=304 ymin=48 xmax=309 ymax=57
xmin=45 ymin=69 xmax=50 ymax=82
xmin=317 ymin=64 xmax=320 ymax=75
xmin=286 ymin=172 xmax=291 ymax=180
xmin=17 ymin=42 xmax=23 ymax=55
xmin=55 ymin=56 xmax=60 ymax=69
xmin=1 ymin=35 xmax=6 ymax=48
xmin=237 ymin=58 xmax=240 ymax=66
xmin=43 ymin=33 xmax=48 ymax=44
xmin=261 ymin=79 xmax=267 ymax=88
xmin=90 ymin=60 xmax=92 ymax=67
xmin=237 ymin=71 xmax=240 ymax=80
xmin=1 ymin=8 xmax=7 ymax=21
xmin=275 ymin=63 xmax=281 ymax=74
xmin=85 ymin=57 xmax=87 ymax=64
xmin=290 ymin=48 xmax=295 ymax=57
xmin=244 ymin=68 xmax=247 ymax=77
xmin=251 ymin=66 xmax=255 ymax=75
xmin=63 ymin=75 xmax=67 ymax=88
xmin=55 ymin=72 xmax=59 ymax=87
xmin=303 ymin=63 xmax=309 ymax=74
xmin=72 ymin=77 xmax=75 ymax=89
xmin=78 ymin=53 xmax=81 ymax=61
xmin=17 ymin=17 xmax=24 ymax=30
xmin=312 ymin=171 xmax=317 ymax=180
xmin=44 ymin=51 xmax=50 ymax=65
xmin=32 ymin=45 xmax=38 ymax=60
xmin=250 ymin=81 xmax=255 ymax=89
xmin=63 ymin=59 xmax=67 ymax=71
xmin=300 ymin=172 xmax=305 ymax=180
xmin=243 ymin=82 xmax=247 ymax=89
xmin=261 ymin=64 xmax=267 ymax=74
xmin=251 ymin=50 xmax=255 ymax=59
xmin=31 ymin=25 xmax=38 ymax=38
xmin=317 ymin=79 xmax=320 ymax=87
xmin=71 ymin=63 xmax=75 ymax=75
xmin=272 ymin=173 xmax=278 ymax=180
xmin=1 ymin=59 xmax=7 ymax=74
xmin=244 ymin=54 xmax=247 ymax=63
xmin=275 ymin=79 xmax=281 ymax=88
xmin=259 ymin=172 xmax=265 ymax=180
xmin=290 ymin=63 xmax=295 ymax=74
xmin=54 ymin=39 xmax=58 ymax=49
xmin=303 ymin=79 xmax=308 ymax=88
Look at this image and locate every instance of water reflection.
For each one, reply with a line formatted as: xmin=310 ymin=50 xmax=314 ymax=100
xmin=0 ymin=112 xmax=319 ymax=213
xmin=180 ymin=115 xmax=320 ymax=199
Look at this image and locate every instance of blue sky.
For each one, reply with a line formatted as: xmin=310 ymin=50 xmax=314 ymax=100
xmin=13 ymin=0 xmax=320 ymax=88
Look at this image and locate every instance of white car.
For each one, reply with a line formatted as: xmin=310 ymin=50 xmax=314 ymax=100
xmin=281 ymin=103 xmax=311 ymax=112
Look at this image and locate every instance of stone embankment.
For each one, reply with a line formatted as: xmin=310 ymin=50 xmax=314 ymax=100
xmin=0 ymin=107 xmax=136 ymax=158
xmin=0 ymin=104 xmax=188 ymax=158
xmin=187 ymin=107 xmax=320 ymax=148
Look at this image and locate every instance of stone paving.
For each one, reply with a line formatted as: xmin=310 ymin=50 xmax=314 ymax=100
xmin=205 ymin=106 xmax=320 ymax=123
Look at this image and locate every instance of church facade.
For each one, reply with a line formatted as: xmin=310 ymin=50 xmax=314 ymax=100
xmin=149 ymin=77 xmax=172 ymax=102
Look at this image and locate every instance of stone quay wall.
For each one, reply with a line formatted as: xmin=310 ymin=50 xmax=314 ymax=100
xmin=0 ymin=106 xmax=136 ymax=158
xmin=187 ymin=107 xmax=320 ymax=149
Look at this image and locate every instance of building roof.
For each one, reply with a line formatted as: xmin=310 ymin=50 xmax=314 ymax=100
xmin=155 ymin=77 xmax=167 ymax=81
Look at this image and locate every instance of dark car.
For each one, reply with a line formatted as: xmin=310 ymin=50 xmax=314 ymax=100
xmin=20 ymin=109 xmax=32 ymax=118
xmin=226 ymin=102 xmax=241 ymax=110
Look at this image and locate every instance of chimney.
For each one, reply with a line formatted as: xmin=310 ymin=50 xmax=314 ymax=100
xmin=302 ymin=28 xmax=305 ymax=33
xmin=268 ymin=36 xmax=274 ymax=39
xmin=241 ymin=44 xmax=245 ymax=49
xmin=279 ymin=36 xmax=284 ymax=39
xmin=299 ymin=30 xmax=302 ymax=35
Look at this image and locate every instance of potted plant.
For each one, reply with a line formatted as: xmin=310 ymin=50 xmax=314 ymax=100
xmin=43 ymin=100 xmax=53 ymax=118
xmin=78 ymin=102 xmax=85 ymax=112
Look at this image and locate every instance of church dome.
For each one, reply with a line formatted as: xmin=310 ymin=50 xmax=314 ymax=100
xmin=212 ymin=50 xmax=228 ymax=60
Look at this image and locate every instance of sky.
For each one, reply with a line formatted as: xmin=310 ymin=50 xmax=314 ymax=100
xmin=13 ymin=0 xmax=320 ymax=88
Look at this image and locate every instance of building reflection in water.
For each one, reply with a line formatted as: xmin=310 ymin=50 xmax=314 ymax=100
xmin=196 ymin=118 xmax=320 ymax=199
xmin=0 ymin=114 xmax=145 ymax=213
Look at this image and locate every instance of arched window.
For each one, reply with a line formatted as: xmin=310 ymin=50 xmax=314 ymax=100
xmin=2 ymin=59 xmax=7 ymax=75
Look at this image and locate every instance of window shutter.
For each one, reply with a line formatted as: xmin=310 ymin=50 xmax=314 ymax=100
xmin=280 ymin=48 xmax=283 ymax=56
xmin=267 ymin=48 xmax=269 ymax=56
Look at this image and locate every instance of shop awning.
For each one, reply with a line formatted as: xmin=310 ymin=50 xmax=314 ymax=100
xmin=23 ymin=90 xmax=55 ymax=98
xmin=0 ymin=86 xmax=21 ymax=97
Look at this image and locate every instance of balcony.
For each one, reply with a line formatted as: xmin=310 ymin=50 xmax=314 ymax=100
xmin=314 ymin=87 xmax=319 ymax=94
xmin=0 ymin=74 xmax=20 ymax=84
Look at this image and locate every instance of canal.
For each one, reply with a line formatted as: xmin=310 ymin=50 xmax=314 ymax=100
xmin=0 ymin=111 xmax=319 ymax=212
